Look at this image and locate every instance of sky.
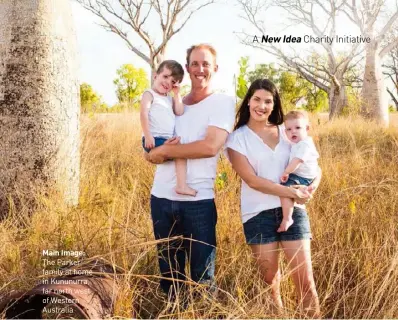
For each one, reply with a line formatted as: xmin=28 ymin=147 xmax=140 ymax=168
xmin=70 ymin=0 xmax=393 ymax=106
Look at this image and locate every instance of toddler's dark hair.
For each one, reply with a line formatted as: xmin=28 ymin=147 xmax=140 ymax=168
xmin=157 ymin=60 xmax=184 ymax=83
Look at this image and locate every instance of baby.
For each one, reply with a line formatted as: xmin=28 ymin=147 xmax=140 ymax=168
xmin=278 ymin=110 xmax=320 ymax=232
xmin=140 ymin=60 xmax=196 ymax=196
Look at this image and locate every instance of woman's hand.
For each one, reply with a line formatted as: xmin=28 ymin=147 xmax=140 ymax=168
xmin=289 ymin=185 xmax=311 ymax=204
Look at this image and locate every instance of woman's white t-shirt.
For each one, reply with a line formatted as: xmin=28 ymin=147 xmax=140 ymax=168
xmin=151 ymin=93 xmax=236 ymax=201
xmin=226 ymin=125 xmax=298 ymax=223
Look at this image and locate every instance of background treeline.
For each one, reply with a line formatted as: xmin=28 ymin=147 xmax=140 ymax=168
xmin=81 ymin=56 xmax=397 ymax=114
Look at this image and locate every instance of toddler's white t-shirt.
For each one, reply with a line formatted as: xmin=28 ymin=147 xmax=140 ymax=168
xmin=143 ymin=89 xmax=174 ymax=139
xmin=289 ymin=136 xmax=319 ymax=179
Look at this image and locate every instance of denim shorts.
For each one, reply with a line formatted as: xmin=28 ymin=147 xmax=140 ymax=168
xmin=142 ymin=136 xmax=168 ymax=153
xmin=243 ymin=207 xmax=312 ymax=244
xmin=282 ymin=173 xmax=314 ymax=187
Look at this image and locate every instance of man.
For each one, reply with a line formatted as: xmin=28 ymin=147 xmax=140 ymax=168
xmin=147 ymin=44 xmax=235 ymax=296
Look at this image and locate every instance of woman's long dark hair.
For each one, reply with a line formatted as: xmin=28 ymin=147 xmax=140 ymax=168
xmin=234 ymin=79 xmax=284 ymax=130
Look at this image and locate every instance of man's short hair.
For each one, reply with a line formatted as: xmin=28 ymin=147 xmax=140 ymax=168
xmin=156 ymin=60 xmax=184 ymax=83
xmin=284 ymin=110 xmax=309 ymax=122
xmin=186 ymin=43 xmax=217 ymax=66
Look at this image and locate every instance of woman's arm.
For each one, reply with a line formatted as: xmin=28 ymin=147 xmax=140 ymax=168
xmin=227 ymin=148 xmax=310 ymax=199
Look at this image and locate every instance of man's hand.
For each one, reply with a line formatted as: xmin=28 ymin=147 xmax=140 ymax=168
xmin=280 ymin=172 xmax=289 ymax=183
xmin=148 ymin=137 xmax=181 ymax=164
xmin=164 ymin=136 xmax=181 ymax=145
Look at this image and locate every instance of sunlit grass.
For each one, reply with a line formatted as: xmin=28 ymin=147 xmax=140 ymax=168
xmin=1 ymin=111 xmax=397 ymax=318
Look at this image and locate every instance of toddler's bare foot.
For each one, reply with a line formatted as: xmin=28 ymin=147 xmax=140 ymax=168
xmin=277 ymin=218 xmax=294 ymax=232
xmin=175 ymin=185 xmax=197 ymax=197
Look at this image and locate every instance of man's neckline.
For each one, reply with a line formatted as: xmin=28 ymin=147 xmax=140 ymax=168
xmin=183 ymin=92 xmax=216 ymax=106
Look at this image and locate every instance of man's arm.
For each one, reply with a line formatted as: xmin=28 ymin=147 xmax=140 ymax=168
xmin=148 ymin=126 xmax=228 ymax=163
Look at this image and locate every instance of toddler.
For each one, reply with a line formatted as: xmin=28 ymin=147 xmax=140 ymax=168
xmin=140 ymin=60 xmax=197 ymax=196
xmin=278 ymin=110 xmax=320 ymax=232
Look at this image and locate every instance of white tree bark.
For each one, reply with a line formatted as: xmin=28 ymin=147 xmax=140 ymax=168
xmin=362 ymin=43 xmax=389 ymax=125
xmin=237 ymin=0 xmax=360 ymax=119
xmin=342 ymin=0 xmax=398 ymax=126
xmin=0 ymin=0 xmax=80 ymax=215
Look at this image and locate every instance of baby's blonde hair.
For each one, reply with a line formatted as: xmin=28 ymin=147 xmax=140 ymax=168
xmin=284 ymin=110 xmax=309 ymax=122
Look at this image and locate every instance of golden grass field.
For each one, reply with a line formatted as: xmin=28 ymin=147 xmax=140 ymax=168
xmin=0 ymin=112 xmax=398 ymax=319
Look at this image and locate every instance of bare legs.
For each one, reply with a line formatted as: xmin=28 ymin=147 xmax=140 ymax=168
xmin=249 ymin=240 xmax=320 ymax=318
xmin=250 ymin=242 xmax=283 ymax=312
xmin=175 ymin=158 xmax=197 ymax=196
xmin=278 ymin=197 xmax=294 ymax=232
xmin=281 ymin=240 xmax=320 ymax=317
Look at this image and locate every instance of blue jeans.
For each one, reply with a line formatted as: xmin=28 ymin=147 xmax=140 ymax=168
xmin=150 ymin=195 xmax=217 ymax=295
xmin=243 ymin=207 xmax=312 ymax=244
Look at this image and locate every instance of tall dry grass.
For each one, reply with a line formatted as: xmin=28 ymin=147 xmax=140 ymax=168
xmin=0 ymin=112 xmax=398 ymax=318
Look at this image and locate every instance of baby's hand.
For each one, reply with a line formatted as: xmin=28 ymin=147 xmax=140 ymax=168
xmin=145 ymin=135 xmax=155 ymax=149
xmin=280 ymin=172 xmax=289 ymax=183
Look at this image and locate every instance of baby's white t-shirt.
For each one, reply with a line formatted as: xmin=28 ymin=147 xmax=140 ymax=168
xmin=144 ymin=89 xmax=174 ymax=139
xmin=225 ymin=125 xmax=305 ymax=223
xmin=289 ymin=136 xmax=319 ymax=179
xmin=151 ymin=93 xmax=236 ymax=201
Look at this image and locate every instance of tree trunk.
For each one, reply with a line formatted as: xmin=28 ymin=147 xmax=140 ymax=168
xmin=0 ymin=0 xmax=80 ymax=216
xmin=150 ymin=48 xmax=166 ymax=85
xmin=328 ymin=82 xmax=347 ymax=120
xmin=361 ymin=44 xmax=389 ymax=126
xmin=386 ymin=87 xmax=398 ymax=111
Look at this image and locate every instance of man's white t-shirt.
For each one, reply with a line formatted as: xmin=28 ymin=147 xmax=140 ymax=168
xmin=144 ymin=89 xmax=174 ymax=139
xmin=289 ymin=136 xmax=319 ymax=179
xmin=151 ymin=93 xmax=236 ymax=201
xmin=226 ymin=125 xmax=304 ymax=223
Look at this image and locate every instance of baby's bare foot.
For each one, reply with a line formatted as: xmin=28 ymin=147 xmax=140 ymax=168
xmin=175 ymin=185 xmax=197 ymax=197
xmin=277 ymin=218 xmax=294 ymax=232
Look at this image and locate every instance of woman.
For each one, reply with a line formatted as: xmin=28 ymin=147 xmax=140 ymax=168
xmin=226 ymin=79 xmax=321 ymax=317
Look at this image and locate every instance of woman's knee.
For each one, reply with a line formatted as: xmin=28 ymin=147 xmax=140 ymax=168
xmin=256 ymin=260 xmax=281 ymax=286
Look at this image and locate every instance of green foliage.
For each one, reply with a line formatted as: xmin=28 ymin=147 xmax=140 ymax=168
xmin=302 ymin=82 xmax=328 ymax=113
xmin=179 ymin=84 xmax=191 ymax=97
xmin=245 ymin=61 xmax=312 ymax=112
xmin=113 ymin=64 xmax=149 ymax=108
xmin=247 ymin=63 xmax=279 ymax=84
xmin=236 ymin=57 xmax=330 ymax=113
xmin=80 ymin=83 xmax=109 ymax=113
xmin=236 ymin=57 xmax=250 ymax=99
